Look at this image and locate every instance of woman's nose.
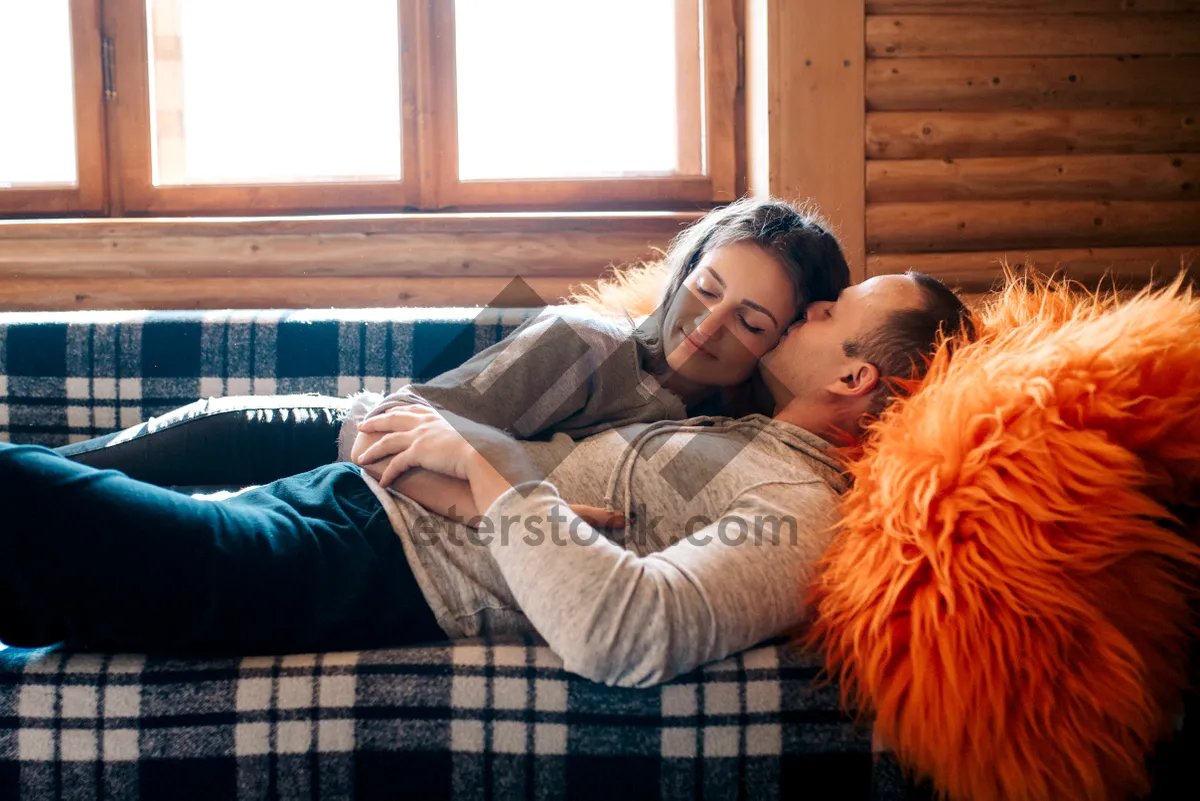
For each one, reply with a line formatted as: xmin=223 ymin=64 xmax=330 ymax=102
xmin=693 ymin=308 xmax=727 ymax=340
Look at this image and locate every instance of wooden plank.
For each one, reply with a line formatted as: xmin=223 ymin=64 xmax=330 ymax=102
xmin=417 ymin=0 xmax=452 ymax=210
xmin=0 ymin=212 xmax=699 ymax=240
xmin=867 ymin=14 xmax=1200 ymax=58
xmin=433 ymin=176 xmax=718 ymax=210
xmin=703 ymin=0 xmax=741 ymax=202
xmin=100 ymin=0 xmax=126 ymax=214
xmin=0 ymin=276 xmax=596 ymax=312
xmin=868 ymin=245 xmax=1198 ymax=291
xmin=868 ymin=1 xmax=1200 ymax=12
xmin=399 ymin=0 xmax=425 ymax=209
xmin=0 ymin=190 xmax=99 ymax=217
xmin=866 ymin=57 xmax=1200 ymax=111
xmin=69 ymin=0 xmax=108 ymax=213
xmin=107 ymin=0 xmax=168 ymax=212
xmin=675 ymin=0 xmax=704 ymax=176
xmin=866 ymin=108 xmax=1200 ymax=158
xmin=866 ymin=153 xmax=1199 ymax=201
xmin=747 ymin=0 xmax=866 ymax=280
xmin=0 ymin=228 xmax=669 ymax=278
xmin=867 ymin=200 xmax=1200 ymax=251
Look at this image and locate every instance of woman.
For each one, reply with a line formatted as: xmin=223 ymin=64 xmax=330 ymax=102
xmin=57 ymin=198 xmax=849 ymax=493
xmin=0 ymin=198 xmax=850 ymax=667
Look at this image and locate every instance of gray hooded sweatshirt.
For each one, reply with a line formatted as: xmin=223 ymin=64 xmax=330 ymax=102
xmin=362 ymin=414 xmax=847 ymax=688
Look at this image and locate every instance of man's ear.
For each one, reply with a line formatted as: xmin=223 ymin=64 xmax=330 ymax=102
xmin=825 ymin=361 xmax=880 ymax=398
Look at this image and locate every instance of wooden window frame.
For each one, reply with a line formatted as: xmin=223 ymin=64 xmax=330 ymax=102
xmin=96 ymin=0 xmax=739 ymax=216
xmin=104 ymin=0 xmax=421 ymax=215
xmin=419 ymin=0 xmax=741 ymax=211
xmin=0 ymin=0 xmax=108 ymax=216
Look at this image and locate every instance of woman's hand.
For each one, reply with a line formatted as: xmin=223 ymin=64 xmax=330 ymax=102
xmin=349 ymin=400 xmax=424 ymax=466
xmin=355 ymin=407 xmax=626 ymax=531
xmin=354 ymin=406 xmax=516 ymax=488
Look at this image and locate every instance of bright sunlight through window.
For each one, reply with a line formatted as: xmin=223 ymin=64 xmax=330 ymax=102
xmin=455 ymin=0 xmax=685 ymax=181
xmin=147 ymin=0 xmax=402 ymax=186
xmin=0 ymin=0 xmax=77 ymax=188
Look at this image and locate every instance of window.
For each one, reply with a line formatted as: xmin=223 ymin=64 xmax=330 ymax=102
xmin=1 ymin=0 xmax=742 ymax=216
xmin=0 ymin=0 xmax=107 ymax=214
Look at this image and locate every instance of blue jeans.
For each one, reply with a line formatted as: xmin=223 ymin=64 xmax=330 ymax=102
xmin=0 ymin=443 xmax=443 ymax=655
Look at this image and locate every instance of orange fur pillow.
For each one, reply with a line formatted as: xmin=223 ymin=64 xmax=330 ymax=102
xmin=806 ymin=274 xmax=1200 ymax=801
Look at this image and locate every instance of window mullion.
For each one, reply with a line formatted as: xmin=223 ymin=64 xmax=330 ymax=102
xmin=103 ymin=0 xmax=156 ymax=214
xmin=676 ymin=0 xmax=704 ymax=177
xmin=703 ymin=0 xmax=740 ymax=202
xmin=72 ymin=0 xmax=109 ymax=212
xmin=414 ymin=0 xmax=458 ymax=210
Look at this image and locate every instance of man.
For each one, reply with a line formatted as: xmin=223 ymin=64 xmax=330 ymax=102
xmin=0 ymin=273 xmax=970 ymax=687
xmin=350 ymin=272 xmax=973 ymax=687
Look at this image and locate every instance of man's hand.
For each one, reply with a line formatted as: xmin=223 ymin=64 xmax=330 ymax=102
xmin=354 ymin=406 xmax=522 ymax=488
xmin=349 ymin=428 xmax=384 ymax=468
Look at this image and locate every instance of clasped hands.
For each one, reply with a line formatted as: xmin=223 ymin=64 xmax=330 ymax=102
xmin=351 ymin=405 xmax=625 ymax=530
xmin=354 ymin=405 xmax=507 ymax=488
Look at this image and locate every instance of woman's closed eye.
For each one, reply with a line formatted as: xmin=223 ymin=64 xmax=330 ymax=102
xmin=739 ymin=314 xmax=766 ymax=335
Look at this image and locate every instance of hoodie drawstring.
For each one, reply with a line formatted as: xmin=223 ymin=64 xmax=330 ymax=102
xmin=601 ymin=415 xmax=779 ymax=522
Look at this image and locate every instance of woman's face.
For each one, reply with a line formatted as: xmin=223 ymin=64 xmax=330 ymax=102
xmin=661 ymin=241 xmax=800 ymax=387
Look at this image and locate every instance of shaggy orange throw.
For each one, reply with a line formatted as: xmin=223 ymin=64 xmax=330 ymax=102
xmin=806 ymin=274 xmax=1200 ymax=801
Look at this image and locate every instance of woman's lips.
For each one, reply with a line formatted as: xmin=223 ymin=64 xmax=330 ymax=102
xmin=681 ymin=330 xmax=716 ymax=359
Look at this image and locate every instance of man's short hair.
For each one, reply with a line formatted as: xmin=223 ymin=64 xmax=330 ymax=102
xmin=844 ymin=271 xmax=976 ymax=418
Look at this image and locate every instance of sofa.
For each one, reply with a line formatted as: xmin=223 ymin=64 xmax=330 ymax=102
xmin=0 ymin=308 xmax=927 ymax=801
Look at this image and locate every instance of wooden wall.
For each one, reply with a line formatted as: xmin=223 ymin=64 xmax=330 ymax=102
xmin=862 ymin=0 xmax=1200 ymax=292
xmin=745 ymin=0 xmax=868 ymax=280
xmin=0 ymin=214 xmax=694 ymax=311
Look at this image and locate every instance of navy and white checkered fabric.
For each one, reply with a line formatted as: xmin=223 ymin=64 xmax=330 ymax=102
xmin=0 ymin=638 xmax=918 ymax=801
xmin=0 ymin=308 xmax=926 ymax=800
xmin=0 ymin=308 xmax=536 ymax=446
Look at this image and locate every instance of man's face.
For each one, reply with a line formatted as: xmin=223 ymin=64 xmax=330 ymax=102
xmin=760 ymin=274 xmax=924 ymax=408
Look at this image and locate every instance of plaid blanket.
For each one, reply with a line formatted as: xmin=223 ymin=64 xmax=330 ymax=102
xmin=0 ymin=638 xmax=917 ymax=801
xmin=0 ymin=309 xmax=926 ymax=800
xmin=0 ymin=308 xmax=536 ymax=446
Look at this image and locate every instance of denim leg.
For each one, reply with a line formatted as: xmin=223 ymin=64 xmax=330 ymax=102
xmin=0 ymin=444 xmax=440 ymax=655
